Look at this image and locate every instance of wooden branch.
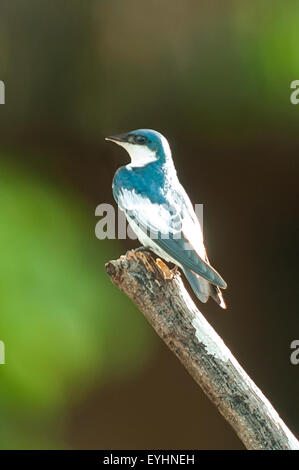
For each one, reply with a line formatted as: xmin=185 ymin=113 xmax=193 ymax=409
xmin=106 ymin=250 xmax=299 ymax=450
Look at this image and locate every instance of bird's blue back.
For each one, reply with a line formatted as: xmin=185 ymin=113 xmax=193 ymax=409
xmin=113 ymin=160 xmax=174 ymax=207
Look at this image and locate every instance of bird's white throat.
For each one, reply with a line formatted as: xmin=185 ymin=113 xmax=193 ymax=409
xmin=115 ymin=141 xmax=158 ymax=168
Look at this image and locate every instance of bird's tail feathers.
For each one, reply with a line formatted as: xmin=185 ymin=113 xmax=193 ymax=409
xmin=183 ymin=268 xmax=209 ymax=304
xmin=183 ymin=268 xmax=226 ymax=309
xmin=209 ymin=284 xmax=227 ymax=309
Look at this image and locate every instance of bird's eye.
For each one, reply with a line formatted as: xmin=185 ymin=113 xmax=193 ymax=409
xmin=135 ymin=135 xmax=147 ymax=144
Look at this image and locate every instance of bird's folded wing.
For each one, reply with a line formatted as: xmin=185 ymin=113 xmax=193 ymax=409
xmin=117 ymin=187 xmax=227 ymax=289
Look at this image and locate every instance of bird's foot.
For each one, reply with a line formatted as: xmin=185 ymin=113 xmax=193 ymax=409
xmin=171 ymin=264 xmax=179 ymax=275
xmin=134 ymin=246 xmax=152 ymax=257
xmin=134 ymin=246 xmax=148 ymax=253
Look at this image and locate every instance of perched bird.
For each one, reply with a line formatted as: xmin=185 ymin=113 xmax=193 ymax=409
xmin=106 ymin=129 xmax=227 ymax=308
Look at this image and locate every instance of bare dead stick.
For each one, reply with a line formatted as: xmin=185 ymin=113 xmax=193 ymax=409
xmin=105 ymin=250 xmax=299 ymax=450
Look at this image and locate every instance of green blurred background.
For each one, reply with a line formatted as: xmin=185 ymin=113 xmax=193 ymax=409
xmin=0 ymin=0 xmax=298 ymax=450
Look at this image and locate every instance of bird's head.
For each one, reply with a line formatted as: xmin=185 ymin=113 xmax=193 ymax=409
xmin=105 ymin=129 xmax=172 ymax=168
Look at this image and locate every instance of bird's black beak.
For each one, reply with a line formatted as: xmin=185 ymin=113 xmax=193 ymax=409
xmin=105 ymin=133 xmax=128 ymax=143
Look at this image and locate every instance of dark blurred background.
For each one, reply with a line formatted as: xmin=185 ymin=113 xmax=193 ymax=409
xmin=0 ymin=0 xmax=298 ymax=450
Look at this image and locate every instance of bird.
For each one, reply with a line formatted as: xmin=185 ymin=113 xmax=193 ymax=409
xmin=106 ymin=129 xmax=227 ymax=308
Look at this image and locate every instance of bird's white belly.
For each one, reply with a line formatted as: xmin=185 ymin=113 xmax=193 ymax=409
xmin=128 ymin=217 xmax=181 ymax=267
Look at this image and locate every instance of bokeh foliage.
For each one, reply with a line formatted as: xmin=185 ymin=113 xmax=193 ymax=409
xmin=0 ymin=160 xmax=152 ymax=448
